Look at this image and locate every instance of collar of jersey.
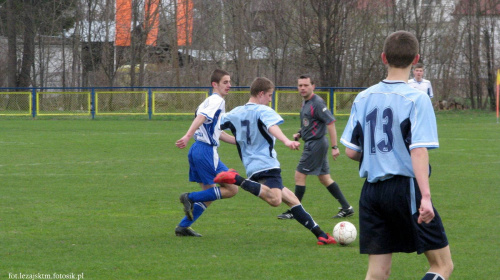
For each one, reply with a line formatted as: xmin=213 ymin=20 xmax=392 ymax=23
xmin=382 ymin=80 xmax=407 ymax=84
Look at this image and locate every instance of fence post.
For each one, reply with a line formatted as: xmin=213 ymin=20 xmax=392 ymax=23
xmin=272 ymin=89 xmax=276 ymax=111
xmin=330 ymin=88 xmax=335 ymax=115
xmin=148 ymin=88 xmax=152 ymax=120
xmin=31 ymin=88 xmax=37 ymax=118
xmin=91 ymin=88 xmax=96 ymax=119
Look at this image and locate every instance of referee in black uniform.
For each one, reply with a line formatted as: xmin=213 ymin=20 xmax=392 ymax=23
xmin=278 ymin=75 xmax=353 ymax=219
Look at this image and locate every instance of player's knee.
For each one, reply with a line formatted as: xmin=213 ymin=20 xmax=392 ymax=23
xmin=367 ymin=265 xmax=390 ymax=280
xmin=221 ymin=184 xmax=239 ymax=198
xmin=369 ymin=269 xmax=390 ymax=280
xmin=268 ymin=197 xmax=282 ymax=207
xmin=441 ymin=259 xmax=454 ymax=279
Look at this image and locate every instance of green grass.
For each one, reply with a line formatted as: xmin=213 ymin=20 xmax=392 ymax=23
xmin=1 ymin=111 xmax=499 ymax=279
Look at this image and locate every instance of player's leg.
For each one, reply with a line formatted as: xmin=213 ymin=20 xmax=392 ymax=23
xmin=214 ymin=169 xmax=282 ymax=206
xmin=281 ymin=187 xmax=335 ymax=245
xmin=177 ymin=144 xmax=236 ymax=236
xmin=277 ymin=171 xmax=307 ymax=219
xmin=294 ymin=171 xmax=307 ymax=201
xmin=318 ymin=174 xmax=353 ymax=218
xmin=365 ymin=254 xmax=392 ymax=280
xmin=422 ymin=245 xmax=453 ymax=279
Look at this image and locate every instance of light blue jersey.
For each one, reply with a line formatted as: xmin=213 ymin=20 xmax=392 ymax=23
xmin=340 ymin=80 xmax=438 ymax=183
xmin=220 ymin=103 xmax=284 ymax=178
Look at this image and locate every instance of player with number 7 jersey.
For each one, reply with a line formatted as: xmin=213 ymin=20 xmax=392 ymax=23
xmin=216 ymin=77 xmax=337 ymax=245
xmin=221 ymin=103 xmax=283 ymax=178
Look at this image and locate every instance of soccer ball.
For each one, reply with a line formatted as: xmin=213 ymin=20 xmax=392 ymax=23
xmin=333 ymin=221 xmax=357 ymax=245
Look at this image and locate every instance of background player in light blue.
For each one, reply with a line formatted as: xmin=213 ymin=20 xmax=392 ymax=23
xmin=174 ymin=69 xmax=238 ymax=237
xmin=215 ymin=77 xmax=336 ymax=245
xmin=340 ymin=31 xmax=453 ymax=279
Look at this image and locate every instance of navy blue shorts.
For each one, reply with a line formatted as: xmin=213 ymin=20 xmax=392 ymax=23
xmin=359 ymin=176 xmax=449 ymax=254
xmin=188 ymin=141 xmax=228 ymax=185
xmin=249 ymin=168 xmax=283 ymax=190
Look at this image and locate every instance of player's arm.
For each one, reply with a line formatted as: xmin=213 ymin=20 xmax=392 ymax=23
xmin=175 ymin=114 xmax=206 ymax=149
xmin=326 ymin=122 xmax=340 ymax=160
xmin=345 ymin=147 xmax=361 ymax=161
xmin=411 ymin=147 xmax=434 ymax=224
xmin=220 ymin=131 xmax=236 ymax=145
xmin=268 ymin=125 xmax=300 ymax=150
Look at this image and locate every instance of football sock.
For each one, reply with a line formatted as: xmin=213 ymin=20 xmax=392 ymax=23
xmin=178 ymin=202 xmax=207 ymax=227
xmin=294 ymin=185 xmax=306 ymax=202
xmin=240 ymin=179 xmax=261 ymax=197
xmin=188 ymin=187 xmax=222 ymax=202
xmin=327 ymin=182 xmax=350 ymax=209
xmin=421 ymin=272 xmax=444 ymax=280
xmin=233 ymin=174 xmax=245 ymax=186
xmin=290 ymin=204 xmax=319 ymax=233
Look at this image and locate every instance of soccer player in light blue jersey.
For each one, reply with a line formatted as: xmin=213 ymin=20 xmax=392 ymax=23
xmin=340 ymin=31 xmax=453 ymax=279
xmin=214 ymin=77 xmax=336 ymax=245
xmin=174 ymin=69 xmax=238 ymax=237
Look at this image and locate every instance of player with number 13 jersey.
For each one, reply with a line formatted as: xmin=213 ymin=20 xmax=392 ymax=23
xmin=340 ymin=80 xmax=438 ymax=183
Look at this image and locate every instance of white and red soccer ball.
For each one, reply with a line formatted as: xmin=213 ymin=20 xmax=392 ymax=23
xmin=333 ymin=221 xmax=357 ymax=245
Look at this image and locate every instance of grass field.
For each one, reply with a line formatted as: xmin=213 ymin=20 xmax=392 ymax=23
xmin=1 ymin=111 xmax=499 ymax=279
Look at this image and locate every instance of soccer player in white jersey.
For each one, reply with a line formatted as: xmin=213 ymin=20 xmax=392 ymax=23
xmin=408 ymin=63 xmax=434 ymax=99
xmin=214 ymin=77 xmax=336 ymax=245
xmin=340 ymin=31 xmax=453 ymax=279
xmin=174 ymin=69 xmax=238 ymax=237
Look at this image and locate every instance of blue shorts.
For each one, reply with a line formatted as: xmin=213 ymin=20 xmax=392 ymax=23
xmin=359 ymin=176 xmax=449 ymax=255
xmin=188 ymin=141 xmax=228 ymax=185
xmin=249 ymin=168 xmax=283 ymax=190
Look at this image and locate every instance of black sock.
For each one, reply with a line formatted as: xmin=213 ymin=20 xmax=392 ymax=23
xmin=327 ymin=182 xmax=350 ymax=209
xmin=290 ymin=204 xmax=323 ymax=238
xmin=421 ymin=273 xmax=444 ymax=280
xmin=294 ymin=185 xmax=306 ymax=202
xmin=240 ymin=179 xmax=261 ymax=197
xmin=234 ymin=175 xmax=245 ymax=186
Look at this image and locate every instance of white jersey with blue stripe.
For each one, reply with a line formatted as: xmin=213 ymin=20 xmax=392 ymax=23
xmin=408 ymin=78 xmax=433 ymax=98
xmin=340 ymin=80 xmax=439 ymax=183
xmin=193 ymin=93 xmax=225 ymax=146
xmin=220 ymin=103 xmax=284 ymax=178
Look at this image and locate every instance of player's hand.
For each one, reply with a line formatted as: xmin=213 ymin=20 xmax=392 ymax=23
xmin=293 ymin=133 xmax=301 ymax=141
xmin=331 ymin=148 xmax=340 ymax=161
xmin=175 ymin=136 xmax=190 ymax=149
xmin=286 ymin=140 xmax=300 ymax=150
xmin=417 ymin=198 xmax=435 ymax=224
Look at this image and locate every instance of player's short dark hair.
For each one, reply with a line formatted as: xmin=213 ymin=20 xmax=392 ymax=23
xmin=250 ymin=77 xmax=274 ymax=97
xmin=414 ymin=63 xmax=424 ymax=69
xmin=298 ymin=74 xmax=315 ymax=85
xmin=383 ymin=31 xmax=419 ymax=68
xmin=211 ymin=69 xmax=230 ymax=84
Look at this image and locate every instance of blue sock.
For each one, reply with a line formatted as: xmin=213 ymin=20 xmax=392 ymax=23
xmin=188 ymin=187 xmax=222 ymax=202
xmin=240 ymin=179 xmax=261 ymax=196
xmin=178 ymin=202 xmax=207 ymax=227
xmin=421 ymin=272 xmax=444 ymax=280
xmin=290 ymin=204 xmax=318 ymax=231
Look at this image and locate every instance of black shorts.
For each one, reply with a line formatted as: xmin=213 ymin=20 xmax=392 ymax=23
xmin=359 ymin=176 xmax=449 ymax=254
xmin=249 ymin=168 xmax=283 ymax=190
xmin=296 ymin=137 xmax=329 ymax=175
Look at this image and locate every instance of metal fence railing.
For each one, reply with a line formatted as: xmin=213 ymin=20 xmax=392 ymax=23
xmin=0 ymin=86 xmax=365 ymax=119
